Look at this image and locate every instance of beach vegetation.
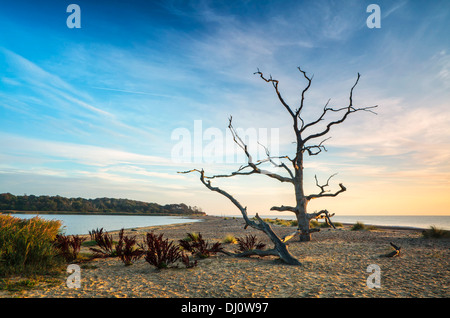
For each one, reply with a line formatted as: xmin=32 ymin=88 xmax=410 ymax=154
xmin=88 ymin=228 xmax=103 ymax=241
xmin=81 ymin=240 xmax=98 ymax=247
xmin=88 ymin=228 xmax=117 ymax=258
xmin=0 ymin=276 xmax=60 ymax=293
xmin=236 ymin=235 xmax=266 ymax=253
xmin=0 ymin=214 xmax=64 ymax=276
xmin=351 ymin=222 xmax=377 ymax=231
xmin=179 ymin=232 xmax=224 ymax=259
xmin=422 ymin=226 xmax=450 ymax=239
xmin=260 ymin=218 xmax=298 ymax=227
xmin=141 ymin=232 xmax=182 ymax=269
xmin=182 ymin=232 xmax=201 ymax=242
xmin=115 ymin=229 xmax=144 ymax=266
xmin=181 ymin=252 xmax=198 ymax=268
xmin=310 ymin=220 xmax=343 ymax=228
xmin=53 ymin=234 xmax=86 ymax=262
xmin=222 ymin=234 xmax=238 ymax=244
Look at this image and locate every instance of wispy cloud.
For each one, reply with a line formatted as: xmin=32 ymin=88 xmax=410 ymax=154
xmin=382 ymin=0 xmax=409 ymax=19
xmin=1 ymin=48 xmax=111 ymax=117
xmin=90 ymin=86 xmax=174 ymax=98
xmin=0 ymin=133 xmax=173 ymax=168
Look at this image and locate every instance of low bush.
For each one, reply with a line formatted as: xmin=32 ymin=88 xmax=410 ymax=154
xmin=181 ymin=252 xmax=197 ymax=268
xmin=260 ymin=218 xmax=298 ymax=227
xmin=351 ymin=222 xmax=377 ymax=231
xmin=54 ymin=234 xmax=86 ymax=262
xmin=89 ymin=228 xmax=103 ymax=241
xmin=182 ymin=232 xmax=201 ymax=242
xmin=141 ymin=232 xmax=182 ymax=269
xmin=89 ymin=228 xmax=117 ymax=257
xmin=310 ymin=220 xmax=343 ymax=228
xmin=222 ymin=234 xmax=237 ymax=244
xmin=179 ymin=233 xmax=224 ymax=259
xmin=81 ymin=240 xmax=98 ymax=247
xmin=0 ymin=215 xmax=63 ymax=276
xmin=422 ymin=226 xmax=450 ymax=239
xmin=115 ymin=229 xmax=143 ymax=266
xmin=236 ymin=235 xmax=266 ymax=253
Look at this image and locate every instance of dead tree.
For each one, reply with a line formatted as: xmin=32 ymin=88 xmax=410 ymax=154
xmin=181 ymin=67 xmax=376 ymax=264
xmin=253 ymin=67 xmax=377 ymax=241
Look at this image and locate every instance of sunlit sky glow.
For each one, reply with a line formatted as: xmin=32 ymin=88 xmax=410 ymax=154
xmin=1 ymin=0 xmax=449 ymax=216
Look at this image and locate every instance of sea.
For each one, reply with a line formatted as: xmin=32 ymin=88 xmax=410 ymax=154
xmin=7 ymin=213 xmax=450 ymax=235
xmin=7 ymin=214 xmax=202 ymax=235
xmin=224 ymin=214 xmax=450 ymax=230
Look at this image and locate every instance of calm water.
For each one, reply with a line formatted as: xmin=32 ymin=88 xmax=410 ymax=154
xmin=234 ymin=214 xmax=450 ymax=230
xmin=9 ymin=214 xmax=202 ymax=235
xmin=8 ymin=213 xmax=450 ymax=233
xmin=332 ymin=215 xmax=450 ymax=230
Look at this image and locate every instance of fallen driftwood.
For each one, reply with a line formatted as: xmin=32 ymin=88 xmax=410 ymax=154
xmin=381 ymin=242 xmax=401 ymax=257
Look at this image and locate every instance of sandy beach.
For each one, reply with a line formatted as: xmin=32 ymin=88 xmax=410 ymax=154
xmin=2 ymin=215 xmax=449 ymax=298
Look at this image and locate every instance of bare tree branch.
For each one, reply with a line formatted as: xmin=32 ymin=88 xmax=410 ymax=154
xmin=254 ymin=69 xmax=296 ymax=120
xmin=300 ymin=98 xmax=331 ymax=132
xmin=281 ymin=228 xmax=321 ymax=243
xmin=226 ymin=117 xmax=294 ymax=184
xmin=270 ymin=205 xmax=297 ymax=213
xmin=203 ymin=164 xmax=258 ymax=179
xmin=315 ymin=173 xmax=338 ymax=194
xmin=297 ymin=66 xmax=313 ymax=119
xmin=303 ymin=137 xmax=331 ymax=156
xmin=306 ymin=174 xmax=347 ymax=200
xmin=307 ymin=209 xmax=337 ymax=229
xmin=233 ymin=248 xmax=279 ymax=258
xmin=178 ymin=169 xmax=301 ymax=265
xmin=257 ymin=141 xmax=295 ymax=179
xmin=302 ymin=73 xmax=378 ymax=144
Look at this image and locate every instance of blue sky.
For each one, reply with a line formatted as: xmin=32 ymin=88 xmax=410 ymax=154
xmin=1 ymin=0 xmax=449 ymax=215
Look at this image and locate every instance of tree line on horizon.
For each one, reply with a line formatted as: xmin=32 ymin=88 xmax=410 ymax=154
xmin=0 ymin=193 xmax=205 ymax=215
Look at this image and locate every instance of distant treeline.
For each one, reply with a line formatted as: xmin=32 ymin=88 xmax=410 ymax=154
xmin=0 ymin=193 xmax=205 ymax=215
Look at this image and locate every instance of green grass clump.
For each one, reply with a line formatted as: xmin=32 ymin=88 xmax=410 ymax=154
xmin=81 ymin=240 xmax=98 ymax=247
xmin=222 ymin=234 xmax=237 ymax=244
xmin=0 ymin=214 xmax=64 ymax=276
xmin=309 ymin=220 xmax=343 ymax=228
xmin=261 ymin=218 xmax=298 ymax=227
xmin=351 ymin=221 xmax=377 ymax=231
xmin=0 ymin=275 xmax=61 ymax=293
xmin=422 ymin=226 xmax=450 ymax=239
xmin=182 ymin=232 xmax=201 ymax=242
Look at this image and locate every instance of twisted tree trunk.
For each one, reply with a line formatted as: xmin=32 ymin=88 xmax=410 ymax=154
xmin=181 ymin=168 xmax=301 ymax=265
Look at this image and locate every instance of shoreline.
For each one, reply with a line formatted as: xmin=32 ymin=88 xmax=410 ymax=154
xmin=106 ymin=214 xmax=429 ymax=235
xmin=202 ymin=215 xmax=432 ymax=231
xmin=337 ymin=222 xmax=426 ymax=231
xmin=4 ymin=212 xmax=446 ymax=232
xmin=1 ymin=210 xmax=205 ymax=217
